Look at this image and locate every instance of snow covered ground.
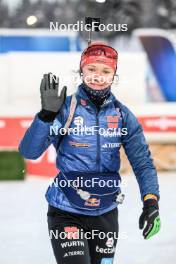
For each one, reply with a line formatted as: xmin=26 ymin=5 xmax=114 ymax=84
xmin=0 ymin=172 xmax=175 ymax=264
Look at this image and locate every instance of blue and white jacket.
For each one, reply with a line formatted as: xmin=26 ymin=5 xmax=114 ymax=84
xmin=18 ymin=83 xmax=159 ymax=215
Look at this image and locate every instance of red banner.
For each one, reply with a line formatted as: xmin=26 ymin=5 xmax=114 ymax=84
xmin=138 ymin=116 xmax=176 ymax=132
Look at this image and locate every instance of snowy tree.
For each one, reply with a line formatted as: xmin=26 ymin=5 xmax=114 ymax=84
xmin=0 ymin=0 xmax=10 ymax=27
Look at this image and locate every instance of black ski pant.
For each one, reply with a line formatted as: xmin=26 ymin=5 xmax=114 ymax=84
xmin=47 ymin=205 xmax=119 ymax=264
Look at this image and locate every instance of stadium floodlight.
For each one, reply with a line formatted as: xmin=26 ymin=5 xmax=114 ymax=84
xmin=95 ymin=0 xmax=106 ymax=3
xmin=26 ymin=15 xmax=38 ymax=26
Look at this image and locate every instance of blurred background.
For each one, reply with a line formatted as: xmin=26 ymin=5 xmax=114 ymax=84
xmin=0 ymin=0 xmax=176 ymax=263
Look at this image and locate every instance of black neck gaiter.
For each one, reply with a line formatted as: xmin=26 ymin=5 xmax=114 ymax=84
xmin=82 ymin=82 xmax=111 ymax=110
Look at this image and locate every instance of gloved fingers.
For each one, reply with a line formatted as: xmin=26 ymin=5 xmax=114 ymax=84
xmin=45 ymin=72 xmax=59 ymax=91
xmin=52 ymin=74 xmax=59 ymax=90
xmin=143 ymin=221 xmax=153 ymax=238
xmin=144 ymin=216 xmax=161 ymax=239
xmin=43 ymin=74 xmax=50 ymax=90
xmin=139 ymin=212 xmax=145 ymax=229
xmin=59 ymin=86 xmax=67 ymax=101
xmin=40 ymin=77 xmax=46 ymax=94
xmin=48 ymin=72 xmax=53 ymax=90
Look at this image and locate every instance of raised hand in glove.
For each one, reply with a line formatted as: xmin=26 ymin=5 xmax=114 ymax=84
xmin=139 ymin=195 xmax=161 ymax=239
xmin=38 ymin=73 xmax=67 ymax=122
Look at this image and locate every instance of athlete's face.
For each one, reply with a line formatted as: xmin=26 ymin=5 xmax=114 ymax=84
xmin=82 ymin=63 xmax=115 ymax=90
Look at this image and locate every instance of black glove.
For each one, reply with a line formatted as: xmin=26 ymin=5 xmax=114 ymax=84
xmin=38 ymin=109 xmax=59 ymax=122
xmin=139 ymin=198 xmax=161 ymax=239
xmin=39 ymin=73 xmax=67 ymax=122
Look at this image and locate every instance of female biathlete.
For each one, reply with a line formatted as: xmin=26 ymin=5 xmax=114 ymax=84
xmin=19 ymin=42 xmax=161 ymax=264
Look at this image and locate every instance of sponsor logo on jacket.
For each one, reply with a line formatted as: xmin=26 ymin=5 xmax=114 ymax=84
xmin=74 ymin=116 xmax=84 ymax=126
xmin=107 ymin=115 xmax=119 ymax=129
xmin=80 ymin=99 xmax=87 ymax=106
xmin=102 ymin=143 xmax=121 ymax=148
xmin=69 ymin=141 xmax=90 ymax=148
xmin=84 ymin=198 xmax=100 ymax=207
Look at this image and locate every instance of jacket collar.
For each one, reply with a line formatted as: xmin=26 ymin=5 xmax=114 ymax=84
xmin=75 ymin=83 xmax=117 ymax=109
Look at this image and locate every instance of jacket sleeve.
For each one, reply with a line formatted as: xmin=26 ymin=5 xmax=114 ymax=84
xmin=121 ymin=106 xmax=160 ymax=200
xmin=18 ymin=113 xmax=62 ymax=160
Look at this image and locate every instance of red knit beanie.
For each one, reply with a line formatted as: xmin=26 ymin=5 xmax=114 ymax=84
xmin=80 ymin=42 xmax=118 ymax=72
